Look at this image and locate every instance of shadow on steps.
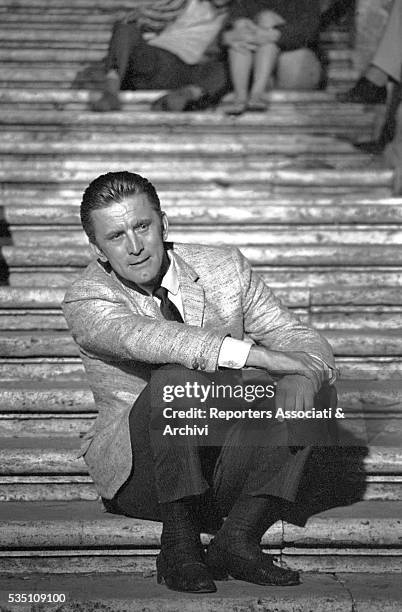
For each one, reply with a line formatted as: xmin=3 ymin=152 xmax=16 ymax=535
xmin=284 ymin=444 xmax=368 ymax=527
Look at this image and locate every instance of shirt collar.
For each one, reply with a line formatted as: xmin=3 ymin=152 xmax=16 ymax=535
xmin=160 ymin=250 xmax=179 ymax=296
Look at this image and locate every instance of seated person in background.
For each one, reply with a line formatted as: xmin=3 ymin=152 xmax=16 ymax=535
xmin=92 ymin=0 xmax=231 ymax=112
xmin=223 ymin=0 xmax=323 ymax=114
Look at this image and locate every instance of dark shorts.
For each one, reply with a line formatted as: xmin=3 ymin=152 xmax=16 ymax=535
xmin=122 ymin=35 xmax=229 ymax=95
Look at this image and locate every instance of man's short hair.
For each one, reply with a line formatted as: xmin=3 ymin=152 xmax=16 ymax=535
xmin=81 ymin=171 xmax=161 ymax=243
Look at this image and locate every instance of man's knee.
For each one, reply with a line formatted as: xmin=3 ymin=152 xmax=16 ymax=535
xmin=277 ymin=48 xmax=322 ymax=89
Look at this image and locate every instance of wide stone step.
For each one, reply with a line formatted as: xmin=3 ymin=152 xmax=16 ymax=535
xmin=0 ymin=286 xmax=308 ymax=308
xmin=0 ymin=329 xmax=401 ymax=358
xmin=2 ymin=198 xmax=402 ymax=225
xmin=2 ymin=356 xmax=400 ymax=382
xmin=1 ymin=285 xmax=401 ymax=308
xmin=0 ymin=63 xmax=357 ymax=77
xmin=6 ymin=271 xmax=402 ymax=295
xmin=1 ymin=413 xmax=401 ymax=451
xmin=4 ymin=227 xmax=402 ymax=248
xmin=2 ymin=309 xmax=402 ymax=332
xmin=0 ymin=105 xmax=374 ymax=130
xmin=0 ymin=149 xmax=367 ymax=168
xmin=0 ymin=500 xmax=400 ymax=574
xmin=0 ymin=133 xmax=364 ymax=156
xmin=11 ymin=573 xmax=402 ymax=611
xmin=3 ymin=573 xmax=401 ymax=612
xmin=0 ymin=48 xmax=351 ymax=66
xmin=1 ymin=185 xmax=397 ymax=204
xmin=2 ymin=473 xmax=401 ymax=503
xmin=2 ymin=96 xmax=358 ymax=111
xmin=0 ymin=34 xmax=349 ymax=50
xmin=0 ymin=26 xmax=349 ymax=43
xmin=1 ymin=379 xmax=400 ymax=414
xmin=2 ymin=245 xmax=402 ymax=269
xmin=0 ymin=69 xmax=359 ymax=91
xmin=5 ymin=270 xmax=402 ymax=296
xmin=0 ymin=164 xmax=393 ymax=191
xmin=1 ymin=442 xmax=399 ymax=473
xmin=0 ymin=285 xmax=402 ymax=316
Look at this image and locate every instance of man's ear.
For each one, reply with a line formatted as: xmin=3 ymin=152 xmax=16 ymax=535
xmin=161 ymin=211 xmax=168 ymax=241
xmin=90 ymin=241 xmax=108 ymax=263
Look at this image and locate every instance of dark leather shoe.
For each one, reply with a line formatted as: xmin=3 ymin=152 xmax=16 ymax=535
xmin=156 ymin=551 xmax=217 ymax=593
xmin=206 ymin=539 xmax=300 ymax=586
xmin=337 ymin=77 xmax=387 ymax=104
xmin=354 ymin=140 xmax=386 ymax=155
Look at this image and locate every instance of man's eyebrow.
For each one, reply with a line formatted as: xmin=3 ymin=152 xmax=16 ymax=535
xmin=133 ymin=217 xmax=152 ymax=227
xmin=103 ymin=217 xmax=152 ymax=239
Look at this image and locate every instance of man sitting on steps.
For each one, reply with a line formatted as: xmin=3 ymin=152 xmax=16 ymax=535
xmin=92 ymin=0 xmax=231 ymax=112
xmin=63 ymin=171 xmax=338 ymax=593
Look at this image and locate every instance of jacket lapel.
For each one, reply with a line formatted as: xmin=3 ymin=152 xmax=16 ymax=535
xmin=173 ymin=252 xmax=205 ymax=327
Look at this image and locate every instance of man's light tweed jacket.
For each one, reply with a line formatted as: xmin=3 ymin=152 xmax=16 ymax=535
xmin=62 ymin=243 xmax=335 ymax=500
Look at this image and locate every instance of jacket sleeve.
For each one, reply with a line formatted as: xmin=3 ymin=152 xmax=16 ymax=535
xmin=62 ymin=283 xmax=226 ymax=371
xmin=230 ymin=247 xmax=335 ymax=367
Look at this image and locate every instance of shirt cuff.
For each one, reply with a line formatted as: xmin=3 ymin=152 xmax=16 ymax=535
xmin=218 ymin=337 xmax=252 ymax=369
xmin=308 ymin=354 xmax=337 ymax=384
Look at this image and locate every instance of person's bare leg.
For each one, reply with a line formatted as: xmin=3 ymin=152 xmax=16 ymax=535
xmin=227 ymin=45 xmax=253 ymax=114
xmin=248 ymin=11 xmax=283 ymax=110
xmin=248 ymin=43 xmax=278 ymax=108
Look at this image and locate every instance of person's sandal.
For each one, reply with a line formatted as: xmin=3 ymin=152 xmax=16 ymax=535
xmin=224 ymin=99 xmax=247 ymax=116
xmin=247 ymin=96 xmax=267 ymax=112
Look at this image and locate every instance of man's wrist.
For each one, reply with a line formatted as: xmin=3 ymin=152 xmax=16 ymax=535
xmin=246 ymin=345 xmax=270 ymax=369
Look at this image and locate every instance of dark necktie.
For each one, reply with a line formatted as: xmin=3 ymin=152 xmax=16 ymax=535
xmin=153 ymin=286 xmax=183 ymax=323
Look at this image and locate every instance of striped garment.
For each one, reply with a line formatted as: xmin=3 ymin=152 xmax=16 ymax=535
xmin=123 ymin=0 xmax=231 ymax=33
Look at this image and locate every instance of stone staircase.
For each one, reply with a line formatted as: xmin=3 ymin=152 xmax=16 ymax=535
xmin=0 ymin=0 xmax=402 ymax=609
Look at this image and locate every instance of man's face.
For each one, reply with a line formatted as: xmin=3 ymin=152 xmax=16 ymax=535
xmin=90 ymin=193 xmax=168 ymax=293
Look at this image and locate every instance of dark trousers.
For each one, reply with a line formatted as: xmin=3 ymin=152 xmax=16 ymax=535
xmin=106 ymin=21 xmax=230 ymax=98
xmin=107 ymin=367 xmax=337 ymax=523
